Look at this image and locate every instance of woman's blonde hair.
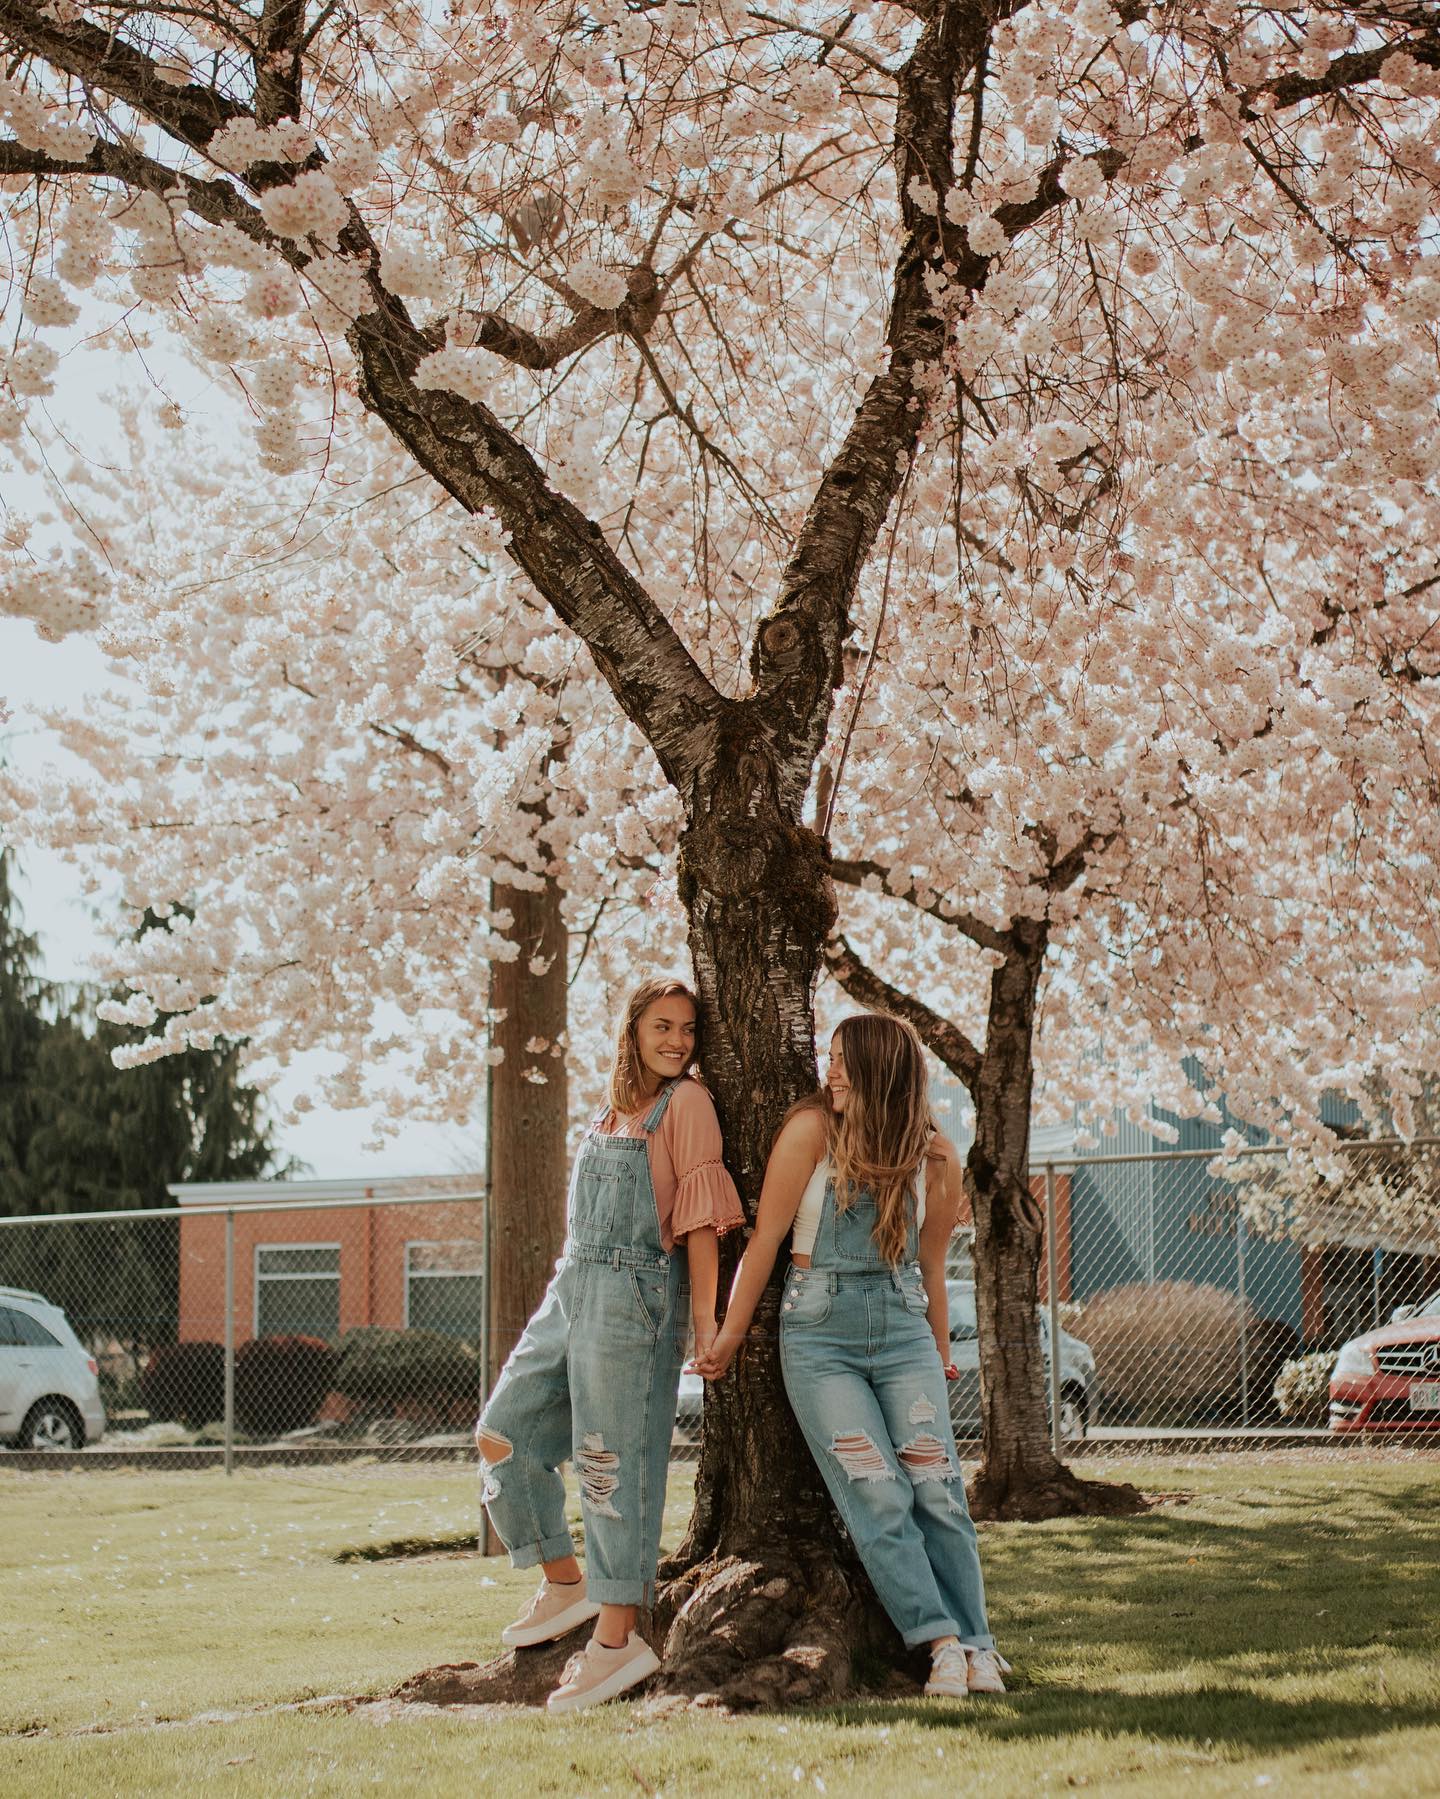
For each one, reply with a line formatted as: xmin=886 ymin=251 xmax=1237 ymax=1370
xmin=608 ymin=976 xmax=703 ymax=1117
xmin=787 ymin=1012 xmax=935 ymax=1264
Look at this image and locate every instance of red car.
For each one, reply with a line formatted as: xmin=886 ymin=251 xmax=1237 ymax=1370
xmin=1330 ymin=1290 xmax=1440 ymax=1430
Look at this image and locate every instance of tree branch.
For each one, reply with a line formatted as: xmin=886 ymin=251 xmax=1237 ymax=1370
xmin=751 ymin=0 xmax=1002 ymax=803
xmin=456 ymin=267 xmax=664 ymax=373
xmin=0 ymin=136 xmax=279 ymax=244
xmin=830 ymin=856 xmax=1009 ymax=954
xmin=823 ymin=933 xmax=983 ymax=1095
xmin=0 ymin=6 xmax=725 ymax=796
xmin=254 ymin=0 xmax=307 ymax=129
xmin=1244 ymin=29 xmax=1440 ymax=116
xmin=0 ymin=0 xmax=250 ymax=154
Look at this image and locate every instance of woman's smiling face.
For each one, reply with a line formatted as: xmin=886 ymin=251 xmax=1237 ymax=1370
xmin=825 ymin=1033 xmax=850 ymax=1113
xmin=634 ymin=993 xmax=697 ymax=1090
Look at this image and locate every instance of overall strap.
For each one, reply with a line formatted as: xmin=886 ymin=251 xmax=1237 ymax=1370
xmin=641 ymin=1077 xmax=683 ymax=1134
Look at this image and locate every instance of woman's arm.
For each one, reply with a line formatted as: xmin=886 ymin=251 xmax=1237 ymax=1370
xmin=665 ymin=1079 xmax=745 ymax=1361
xmin=686 ymin=1226 xmax=720 ymax=1360
xmin=918 ymin=1137 xmax=962 ymax=1364
xmin=691 ymin=1108 xmax=826 ymax=1378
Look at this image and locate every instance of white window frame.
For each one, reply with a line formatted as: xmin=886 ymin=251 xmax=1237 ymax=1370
xmin=403 ymin=1239 xmax=486 ymax=1333
xmin=253 ymin=1241 xmax=342 ymax=1339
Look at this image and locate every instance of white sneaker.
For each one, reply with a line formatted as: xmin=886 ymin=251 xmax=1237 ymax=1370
xmin=500 ymin=1577 xmax=600 ymax=1649
xmin=546 ymin=1631 xmax=661 ymax=1714
xmin=924 ymin=1642 xmax=971 ymax=1698
xmin=964 ymin=1647 xmax=1011 ymax=1694
xmin=925 ymin=1643 xmax=1011 ymax=1697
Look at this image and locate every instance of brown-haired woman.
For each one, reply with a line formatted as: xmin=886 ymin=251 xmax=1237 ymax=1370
xmin=694 ymin=1012 xmax=1007 ymax=1700
xmin=477 ymin=978 xmax=743 ymax=1712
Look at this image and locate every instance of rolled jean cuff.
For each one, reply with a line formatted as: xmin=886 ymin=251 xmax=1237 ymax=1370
xmin=585 ymin=1575 xmax=655 ymax=1606
xmin=505 ymin=1529 xmax=576 ymax=1571
xmin=903 ymin=1618 xmax=960 ymax=1649
xmin=959 ymin=1633 xmax=997 ymax=1651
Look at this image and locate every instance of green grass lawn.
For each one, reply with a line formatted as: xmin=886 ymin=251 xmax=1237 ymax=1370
xmin=4 ymin=1453 xmax=1439 ymax=1795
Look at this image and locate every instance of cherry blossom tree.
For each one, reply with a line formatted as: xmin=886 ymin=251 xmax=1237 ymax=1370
xmin=4 ymin=0 xmax=1440 ymax=1701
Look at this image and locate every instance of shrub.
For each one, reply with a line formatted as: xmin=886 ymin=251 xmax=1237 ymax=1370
xmin=140 ymin=1340 xmax=225 ymax=1429
xmin=233 ymin=1334 xmax=336 ymax=1437
xmin=1274 ymin=1350 xmax=1337 ymax=1423
xmin=1074 ymin=1281 xmax=1252 ymax=1425
xmin=334 ymin=1327 xmax=479 ymax=1426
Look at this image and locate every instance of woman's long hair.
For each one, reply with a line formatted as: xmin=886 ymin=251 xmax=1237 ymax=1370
xmin=608 ymin=976 xmax=704 ymax=1117
xmin=788 ymin=1012 xmax=935 ymax=1263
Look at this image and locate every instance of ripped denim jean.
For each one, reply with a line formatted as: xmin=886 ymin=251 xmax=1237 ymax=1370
xmin=780 ymin=1263 xmax=994 ymax=1650
xmin=478 ymin=1247 xmax=686 ymax=1606
xmin=477 ymin=1087 xmax=688 ymax=1608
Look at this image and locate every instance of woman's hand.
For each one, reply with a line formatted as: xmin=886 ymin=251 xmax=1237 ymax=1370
xmin=691 ymin=1311 xmax=718 ymax=1364
xmin=690 ymin=1329 xmax=742 ymax=1379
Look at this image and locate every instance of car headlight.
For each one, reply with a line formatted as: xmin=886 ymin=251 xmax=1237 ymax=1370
xmin=1331 ymin=1340 xmax=1373 ymax=1379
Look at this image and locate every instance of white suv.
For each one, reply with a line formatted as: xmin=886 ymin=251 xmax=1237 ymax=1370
xmin=0 ymin=1288 xmax=106 ymax=1450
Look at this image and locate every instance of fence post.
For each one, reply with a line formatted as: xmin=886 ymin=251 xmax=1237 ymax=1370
xmin=1235 ymin=1209 xmax=1250 ymax=1428
xmin=479 ymin=1054 xmax=498 ymax=1557
xmin=1045 ymin=1163 xmax=1063 ymax=1461
xmin=223 ymin=1207 xmax=235 ymax=1477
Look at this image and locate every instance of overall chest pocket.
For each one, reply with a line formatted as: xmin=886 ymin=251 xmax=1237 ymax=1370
xmin=569 ymin=1166 xmax=629 ymax=1236
xmin=832 ymin=1196 xmax=880 ymax=1264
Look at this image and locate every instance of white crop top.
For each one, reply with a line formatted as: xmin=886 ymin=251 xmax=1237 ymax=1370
xmin=792 ymin=1158 xmax=927 ymax=1257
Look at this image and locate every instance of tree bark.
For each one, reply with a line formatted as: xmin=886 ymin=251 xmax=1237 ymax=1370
xmin=966 ymin=931 xmax=1142 ymax=1520
xmin=486 ymin=873 xmax=570 ymax=1380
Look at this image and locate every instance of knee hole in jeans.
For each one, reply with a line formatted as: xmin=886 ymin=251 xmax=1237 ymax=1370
xmin=476 ymin=1429 xmax=513 ymax=1465
xmin=899 ymin=1432 xmax=960 ymax=1486
xmin=829 ymin=1431 xmax=896 ymax=1483
xmin=577 ymin=1431 xmax=624 ymax=1520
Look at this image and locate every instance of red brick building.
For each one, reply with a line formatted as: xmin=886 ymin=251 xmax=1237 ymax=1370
xmin=169 ymin=1176 xmax=487 ymax=1346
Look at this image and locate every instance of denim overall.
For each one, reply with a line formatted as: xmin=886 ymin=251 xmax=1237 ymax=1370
xmin=780 ymin=1167 xmax=994 ymax=1649
xmin=478 ymin=1081 xmax=688 ymax=1606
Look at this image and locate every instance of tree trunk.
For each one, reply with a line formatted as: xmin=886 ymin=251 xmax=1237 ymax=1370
xmin=486 ymin=872 xmax=570 ymax=1380
xmin=651 ymin=739 xmax=904 ymax=1705
xmin=968 ymin=932 xmax=1142 ymax=1521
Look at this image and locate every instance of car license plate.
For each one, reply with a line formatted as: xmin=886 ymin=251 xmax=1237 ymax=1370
xmin=1408 ymin=1382 xmax=1440 ymax=1411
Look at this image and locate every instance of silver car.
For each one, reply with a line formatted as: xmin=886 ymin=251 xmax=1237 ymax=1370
xmin=946 ymin=1279 xmax=1097 ymax=1440
xmin=0 ymin=1288 xmax=107 ymax=1449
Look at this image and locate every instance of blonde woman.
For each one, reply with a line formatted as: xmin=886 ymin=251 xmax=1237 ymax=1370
xmin=477 ymin=977 xmax=743 ymax=1713
xmin=694 ymin=1012 xmax=1006 ymax=1699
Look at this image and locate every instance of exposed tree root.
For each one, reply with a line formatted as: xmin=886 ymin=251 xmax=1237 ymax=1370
xmin=390 ymin=1632 xmax=579 ymax=1709
xmin=392 ymin=1546 xmax=908 ymax=1713
xmin=968 ymin=1464 xmax=1149 ymax=1521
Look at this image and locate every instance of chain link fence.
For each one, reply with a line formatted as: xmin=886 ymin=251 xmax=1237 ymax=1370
xmin=0 ymin=1186 xmax=488 ymax=1466
xmin=2 ymin=1138 xmax=1437 ymax=1468
xmin=1038 ymin=1137 xmax=1440 ymax=1439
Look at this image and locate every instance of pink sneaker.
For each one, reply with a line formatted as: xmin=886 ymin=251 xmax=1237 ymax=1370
xmin=500 ymin=1577 xmax=600 ymax=1648
xmin=965 ymin=1647 xmax=1011 ymax=1694
xmin=546 ymin=1632 xmax=661 ymax=1713
xmin=925 ymin=1643 xmax=1011 ymax=1697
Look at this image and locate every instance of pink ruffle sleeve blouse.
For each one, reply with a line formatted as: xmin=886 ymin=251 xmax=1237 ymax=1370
xmin=598 ymin=1077 xmax=745 ymax=1253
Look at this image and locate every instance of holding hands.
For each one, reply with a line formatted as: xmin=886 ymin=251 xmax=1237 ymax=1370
xmin=690 ymin=1328 xmax=743 ymax=1381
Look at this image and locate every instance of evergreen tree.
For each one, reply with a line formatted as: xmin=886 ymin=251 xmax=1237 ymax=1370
xmin=0 ymin=872 xmax=293 ymax=1347
xmin=0 ymin=849 xmax=46 ymax=1218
